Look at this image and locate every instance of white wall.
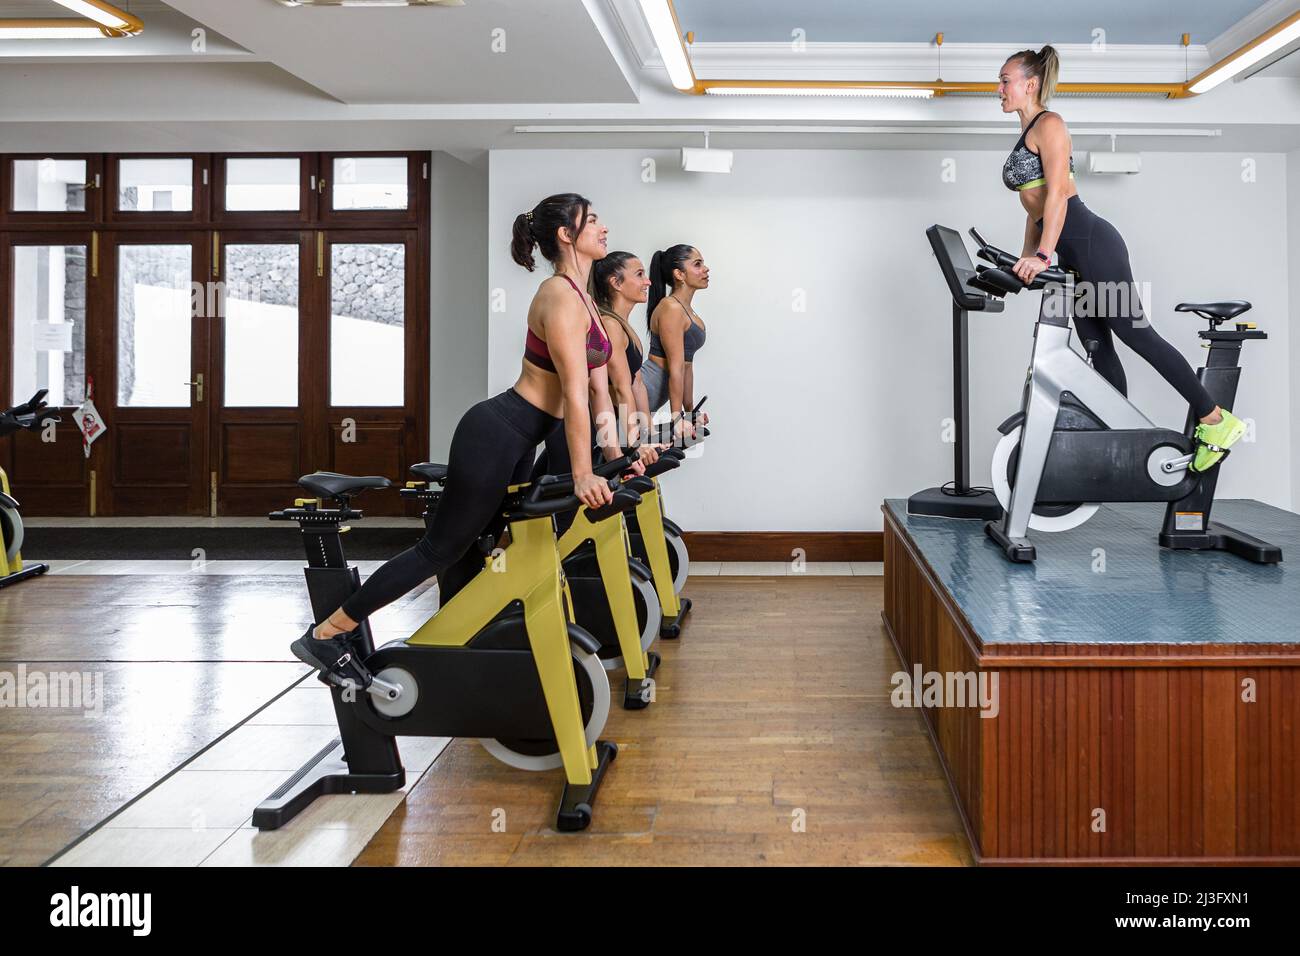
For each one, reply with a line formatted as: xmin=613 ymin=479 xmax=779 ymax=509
xmin=428 ymin=151 xmax=489 ymax=461
xmin=487 ymin=148 xmax=1293 ymax=532
xmin=1289 ymin=149 xmax=1300 ymax=513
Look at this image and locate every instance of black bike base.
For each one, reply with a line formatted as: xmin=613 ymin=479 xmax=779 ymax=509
xmin=252 ymin=738 xmax=407 ymax=831
xmin=622 ymin=650 xmax=661 ymax=710
xmin=1160 ymin=521 xmax=1283 ymax=564
xmin=556 ymin=740 xmax=618 ymax=832
xmin=984 ymin=521 xmax=1036 ymax=563
xmin=0 ymin=562 xmax=49 ymax=589
xmin=909 ymin=487 xmax=1003 ymax=521
xmin=660 ymin=597 xmax=692 ymax=638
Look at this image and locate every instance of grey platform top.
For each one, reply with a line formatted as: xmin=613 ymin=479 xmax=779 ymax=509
xmin=884 ymin=499 xmax=1299 ymax=645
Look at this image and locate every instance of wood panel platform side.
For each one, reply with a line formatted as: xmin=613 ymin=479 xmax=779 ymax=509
xmin=881 ymin=506 xmax=1300 ymax=865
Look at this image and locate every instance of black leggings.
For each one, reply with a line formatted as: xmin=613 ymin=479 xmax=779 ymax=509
xmin=1051 ymin=196 xmax=1217 ymax=420
xmin=339 ymin=388 xmax=557 ymax=621
xmin=530 ymin=418 xmax=599 ymax=537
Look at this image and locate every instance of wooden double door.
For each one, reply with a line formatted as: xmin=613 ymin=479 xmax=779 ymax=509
xmin=1 ymin=152 xmax=430 ymax=516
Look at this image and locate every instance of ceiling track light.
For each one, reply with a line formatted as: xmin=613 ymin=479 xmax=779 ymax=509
xmin=513 ymin=124 xmax=1223 ymax=139
xmin=652 ymin=0 xmax=1300 ymax=99
xmin=0 ymin=1 xmax=143 ymax=38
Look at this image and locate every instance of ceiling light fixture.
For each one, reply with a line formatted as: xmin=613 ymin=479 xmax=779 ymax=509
xmin=0 ymin=0 xmax=143 ymax=38
xmin=681 ymin=130 xmax=733 ymax=173
xmin=638 ymin=0 xmax=695 ymax=91
xmin=50 ymin=0 xmax=135 ymax=29
xmin=274 ymin=1 xmax=465 ymax=7
xmin=1187 ymin=10 xmax=1300 ymax=93
xmin=0 ymin=23 xmax=105 ymax=38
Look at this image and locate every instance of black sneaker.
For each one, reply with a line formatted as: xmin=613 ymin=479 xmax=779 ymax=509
xmin=290 ymin=625 xmax=373 ymax=691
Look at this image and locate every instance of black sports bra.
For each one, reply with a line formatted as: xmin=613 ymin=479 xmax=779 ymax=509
xmin=600 ymin=308 xmax=643 ymax=377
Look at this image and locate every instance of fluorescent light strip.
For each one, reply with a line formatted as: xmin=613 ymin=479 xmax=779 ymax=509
xmin=706 ymin=86 xmax=934 ymax=99
xmin=50 ymin=0 xmax=130 ymax=30
xmin=1189 ymin=11 xmax=1300 ymax=93
xmin=0 ymin=25 xmax=106 ymax=38
xmin=514 ymin=125 xmax=1222 ymax=138
xmin=639 ymin=0 xmax=695 ymax=91
xmin=276 ymin=1 xmax=466 ymax=5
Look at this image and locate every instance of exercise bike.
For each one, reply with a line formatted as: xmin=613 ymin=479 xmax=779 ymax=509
xmin=1 ymin=390 xmax=60 ymax=589
xmin=953 ymin=226 xmax=1281 ymax=564
xmin=626 ymin=447 xmax=692 ymax=637
xmin=254 ymin=469 xmax=642 ymax=832
xmin=403 ymin=453 xmax=664 ymax=710
xmin=631 ymin=399 xmax=710 ymax=637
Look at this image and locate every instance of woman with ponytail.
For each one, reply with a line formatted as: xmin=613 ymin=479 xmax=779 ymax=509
xmin=642 ymin=245 xmax=710 ymax=441
xmin=528 ymin=247 xmax=662 ymax=535
xmin=999 ymin=46 xmax=1245 ymax=472
xmin=592 ymin=251 xmax=653 ymax=446
xmin=290 ymin=193 xmax=640 ymax=686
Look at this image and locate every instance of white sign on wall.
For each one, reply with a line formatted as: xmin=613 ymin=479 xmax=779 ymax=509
xmin=33 ymin=323 xmax=74 ymax=353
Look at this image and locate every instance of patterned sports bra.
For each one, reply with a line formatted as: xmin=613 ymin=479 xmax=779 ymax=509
xmin=524 ymin=275 xmax=612 ymax=372
xmin=1003 ymin=110 xmax=1076 ymax=192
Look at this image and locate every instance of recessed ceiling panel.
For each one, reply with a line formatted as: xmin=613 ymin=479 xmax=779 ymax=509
xmin=672 ymin=0 xmax=1269 ymax=45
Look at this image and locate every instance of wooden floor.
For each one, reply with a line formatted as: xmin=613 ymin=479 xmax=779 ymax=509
xmin=355 ymin=577 xmax=972 ymax=866
xmin=2 ymin=571 xmax=970 ymax=867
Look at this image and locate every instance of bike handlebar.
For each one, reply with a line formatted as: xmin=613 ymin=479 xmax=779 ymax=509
xmin=968 ymin=227 xmax=1070 ymax=288
xmin=516 ymin=474 xmax=638 ymax=521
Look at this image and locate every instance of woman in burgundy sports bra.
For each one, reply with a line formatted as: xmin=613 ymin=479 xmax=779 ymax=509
xmin=290 ymin=193 xmax=645 ymax=686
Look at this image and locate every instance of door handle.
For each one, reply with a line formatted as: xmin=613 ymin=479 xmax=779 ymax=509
xmin=184 ymin=373 xmax=204 ymax=403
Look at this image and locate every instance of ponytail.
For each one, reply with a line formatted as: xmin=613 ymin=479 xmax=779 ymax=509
xmin=1037 ymin=45 xmax=1060 ymax=104
xmin=511 ymin=213 xmax=537 ymax=272
xmin=647 ymin=250 xmax=667 ymax=328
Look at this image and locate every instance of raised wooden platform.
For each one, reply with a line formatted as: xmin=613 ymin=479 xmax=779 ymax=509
xmin=882 ymin=499 xmax=1300 ymax=865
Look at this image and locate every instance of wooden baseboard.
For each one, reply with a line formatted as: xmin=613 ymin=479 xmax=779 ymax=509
xmin=680 ymin=531 xmax=882 ymax=562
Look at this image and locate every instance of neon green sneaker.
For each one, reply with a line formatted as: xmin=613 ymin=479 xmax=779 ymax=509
xmin=1191 ymin=409 xmax=1247 ymax=472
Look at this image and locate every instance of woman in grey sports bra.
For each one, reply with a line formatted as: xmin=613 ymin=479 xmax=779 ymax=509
xmin=643 ymin=244 xmax=710 ymax=441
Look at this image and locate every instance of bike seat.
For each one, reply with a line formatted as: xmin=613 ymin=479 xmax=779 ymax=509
xmin=298 ymin=471 xmax=392 ymax=500
xmin=1176 ymin=301 xmax=1251 ymax=321
xmin=409 ymin=462 xmax=448 ymax=484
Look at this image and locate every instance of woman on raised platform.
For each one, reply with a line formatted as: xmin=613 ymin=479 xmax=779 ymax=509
xmin=996 ymin=45 xmax=1245 ymax=472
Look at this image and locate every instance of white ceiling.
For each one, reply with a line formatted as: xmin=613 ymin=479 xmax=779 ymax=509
xmin=156 ymin=0 xmax=638 ymax=103
xmin=0 ymin=0 xmax=1299 ymax=156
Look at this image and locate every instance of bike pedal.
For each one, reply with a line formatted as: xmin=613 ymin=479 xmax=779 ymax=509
xmin=324 ymin=649 xmax=374 ymax=692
